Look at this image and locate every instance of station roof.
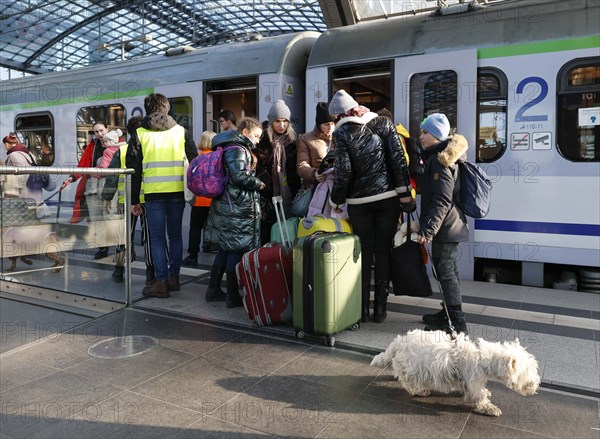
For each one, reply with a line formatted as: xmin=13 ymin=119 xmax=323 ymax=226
xmin=0 ymin=0 xmax=499 ymax=76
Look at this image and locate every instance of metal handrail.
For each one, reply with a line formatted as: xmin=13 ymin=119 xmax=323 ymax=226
xmin=0 ymin=166 xmax=135 ymax=176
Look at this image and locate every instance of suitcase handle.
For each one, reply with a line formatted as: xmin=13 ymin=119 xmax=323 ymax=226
xmin=272 ymin=195 xmax=291 ymax=249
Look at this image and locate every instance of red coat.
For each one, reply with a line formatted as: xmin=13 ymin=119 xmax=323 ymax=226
xmin=69 ymin=139 xmax=95 ymax=224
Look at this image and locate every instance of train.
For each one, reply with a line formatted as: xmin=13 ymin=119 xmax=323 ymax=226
xmin=1 ymin=0 xmax=598 ymax=289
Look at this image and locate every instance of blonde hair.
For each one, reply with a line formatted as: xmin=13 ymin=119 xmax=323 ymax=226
xmin=267 ymin=124 xmax=297 ymax=143
xmin=197 ymin=130 xmax=216 ymax=151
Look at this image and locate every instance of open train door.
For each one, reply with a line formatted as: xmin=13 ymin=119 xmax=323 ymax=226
xmin=393 ymin=49 xmax=478 ymax=280
xmin=205 ymin=78 xmax=258 ymax=133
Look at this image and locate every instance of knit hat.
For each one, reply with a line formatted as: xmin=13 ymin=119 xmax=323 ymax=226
xmin=102 ymin=129 xmax=123 ymax=146
xmin=328 ymin=89 xmax=359 ymax=115
xmin=420 ymin=113 xmax=450 ymax=141
xmin=267 ymin=100 xmax=291 ymax=125
xmin=315 ymin=102 xmax=335 ymax=126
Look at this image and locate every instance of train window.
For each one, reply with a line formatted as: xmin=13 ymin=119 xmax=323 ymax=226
xmin=557 ymin=58 xmax=600 ymax=162
xmin=476 ymin=68 xmax=508 ymax=163
xmin=168 ymin=97 xmax=193 ymax=138
xmin=14 ymin=112 xmax=55 ymax=166
xmin=331 ymin=62 xmax=392 ymax=113
xmin=76 ymin=104 xmax=126 ymax=161
xmin=409 ymin=70 xmax=457 ymax=137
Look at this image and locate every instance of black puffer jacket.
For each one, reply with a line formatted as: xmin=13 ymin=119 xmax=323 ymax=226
xmin=206 ymin=130 xmax=263 ymax=252
xmin=419 ymin=135 xmax=469 ymax=242
xmin=330 ymin=113 xmax=411 ymax=207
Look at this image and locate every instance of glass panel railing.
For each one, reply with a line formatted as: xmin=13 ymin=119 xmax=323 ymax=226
xmin=0 ymin=166 xmax=135 ymax=316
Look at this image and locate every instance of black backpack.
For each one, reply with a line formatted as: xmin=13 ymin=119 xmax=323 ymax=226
xmin=456 ymin=160 xmax=492 ymax=218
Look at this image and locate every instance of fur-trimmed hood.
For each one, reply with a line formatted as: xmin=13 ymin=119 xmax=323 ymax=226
xmin=335 ymin=111 xmax=378 ymax=129
xmin=436 ymin=134 xmax=468 ymax=168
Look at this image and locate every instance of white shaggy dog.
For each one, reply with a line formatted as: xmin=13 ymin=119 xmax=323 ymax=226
xmin=371 ymin=329 xmax=540 ymax=416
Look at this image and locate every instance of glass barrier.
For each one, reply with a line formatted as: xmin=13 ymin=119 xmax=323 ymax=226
xmin=0 ymin=166 xmax=135 ymax=316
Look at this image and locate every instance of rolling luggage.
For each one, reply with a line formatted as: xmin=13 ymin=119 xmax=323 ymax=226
xmin=236 ymin=196 xmax=293 ymax=326
xmin=292 ymin=232 xmax=362 ymax=346
xmin=297 ymin=215 xmax=352 ymax=238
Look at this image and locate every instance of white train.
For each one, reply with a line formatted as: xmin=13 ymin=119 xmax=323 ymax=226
xmin=1 ymin=0 xmax=598 ymax=288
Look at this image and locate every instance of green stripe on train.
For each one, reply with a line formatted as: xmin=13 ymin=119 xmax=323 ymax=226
xmin=478 ymin=35 xmax=600 ymax=59
xmin=0 ymin=87 xmax=154 ymax=111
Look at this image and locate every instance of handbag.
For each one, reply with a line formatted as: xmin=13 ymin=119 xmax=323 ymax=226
xmin=390 ymin=213 xmax=433 ymax=297
xmin=183 ymin=155 xmax=196 ymax=204
xmin=290 ymin=183 xmax=315 ymax=217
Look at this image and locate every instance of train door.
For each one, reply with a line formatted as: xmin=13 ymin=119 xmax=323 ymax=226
xmin=394 ymin=50 xmax=478 ymax=147
xmin=394 ymin=49 xmax=478 ymax=280
xmin=331 ymin=62 xmax=393 ymax=115
xmin=205 ymin=78 xmax=258 ymax=133
xmin=154 ymin=83 xmax=202 ymax=142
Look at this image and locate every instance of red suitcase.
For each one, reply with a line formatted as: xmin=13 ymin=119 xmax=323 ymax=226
xmin=236 ymin=196 xmax=293 ymax=326
xmin=237 ymin=243 xmax=292 ymax=325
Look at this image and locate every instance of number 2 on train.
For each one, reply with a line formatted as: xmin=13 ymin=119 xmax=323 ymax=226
xmin=515 ymin=76 xmax=549 ymax=122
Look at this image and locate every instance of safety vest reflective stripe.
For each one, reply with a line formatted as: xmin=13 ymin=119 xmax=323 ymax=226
xmin=137 ymin=125 xmax=186 ymax=195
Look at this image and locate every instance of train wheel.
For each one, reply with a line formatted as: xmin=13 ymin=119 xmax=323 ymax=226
xmin=295 ymin=330 xmax=304 ymax=340
xmin=326 ymin=335 xmax=335 ymax=347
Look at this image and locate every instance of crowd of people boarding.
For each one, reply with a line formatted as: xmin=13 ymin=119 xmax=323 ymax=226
xmin=1 ymin=90 xmax=470 ymax=335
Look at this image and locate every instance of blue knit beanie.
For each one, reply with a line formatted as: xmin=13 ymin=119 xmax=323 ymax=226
xmin=420 ymin=113 xmax=451 ymax=141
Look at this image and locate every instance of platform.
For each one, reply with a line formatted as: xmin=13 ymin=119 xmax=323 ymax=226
xmin=1 ymin=250 xmax=599 ymax=438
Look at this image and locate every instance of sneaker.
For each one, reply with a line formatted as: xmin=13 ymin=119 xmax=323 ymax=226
xmin=94 ymin=247 xmax=109 ymax=260
xmin=181 ymin=255 xmax=198 ymax=267
xmin=112 ymin=266 xmax=124 ymax=283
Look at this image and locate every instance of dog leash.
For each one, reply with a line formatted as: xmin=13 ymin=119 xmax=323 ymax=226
xmin=413 ymin=212 xmax=458 ymax=340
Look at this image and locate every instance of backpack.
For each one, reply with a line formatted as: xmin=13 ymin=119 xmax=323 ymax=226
xmin=456 ymin=160 xmax=492 ymax=218
xmin=187 ymin=145 xmax=239 ymax=198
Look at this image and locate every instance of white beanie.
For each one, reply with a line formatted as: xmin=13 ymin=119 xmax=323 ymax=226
xmin=420 ymin=113 xmax=451 ymax=141
xmin=102 ymin=128 xmax=123 ymax=146
xmin=267 ymin=100 xmax=292 ymax=125
xmin=328 ymin=89 xmax=359 ymax=115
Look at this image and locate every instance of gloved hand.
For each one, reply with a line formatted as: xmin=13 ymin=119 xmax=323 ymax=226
xmin=400 ymin=197 xmax=416 ymax=213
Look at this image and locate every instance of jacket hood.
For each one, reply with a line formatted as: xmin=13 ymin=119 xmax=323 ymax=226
xmin=142 ymin=112 xmax=178 ymax=131
xmin=212 ymin=129 xmax=253 ymax=149
xmin=335 ymin=111 xmax=378 ymax=129
xmin=6 ymin=144 xmax=30 ymax=155
xmin=437 ymin=134 xmax=468 ymax=167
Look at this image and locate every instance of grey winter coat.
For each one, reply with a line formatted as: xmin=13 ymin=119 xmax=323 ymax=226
xmin=206 ymin=131 xmax=263 ymax=253
xmin=330 ymin=112 xmax=411 ymax=208
xmin=419 ymin=134 xmax=469 ymax=242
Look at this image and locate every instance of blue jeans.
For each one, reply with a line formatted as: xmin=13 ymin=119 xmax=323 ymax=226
xmin=144 ymin=198 xmax=185 ymax=281
xmin=431 ymin=241 xmax=462 ymax=307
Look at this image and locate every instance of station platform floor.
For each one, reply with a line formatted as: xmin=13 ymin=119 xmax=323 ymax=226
xmin=1 ymin=252 xmax=599 ymax=438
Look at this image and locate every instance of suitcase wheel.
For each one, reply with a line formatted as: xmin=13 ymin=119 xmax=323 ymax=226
xmin=350 ymin=323 xmax=360 ymax=331
xmin=326 ymin=335 xmax=335 ymax=347
xmin=295 ymin=330 xmax=305 ymax=340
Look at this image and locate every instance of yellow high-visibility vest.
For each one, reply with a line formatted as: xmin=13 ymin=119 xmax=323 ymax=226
xmin=118 ymin=144 xmax=144 ymax=204
xmin=137 ymin=125 xmax=186 ymax=195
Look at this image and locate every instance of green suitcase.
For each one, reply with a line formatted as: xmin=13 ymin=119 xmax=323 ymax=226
xmin=293 ymin=232 xmax=362 ymax=346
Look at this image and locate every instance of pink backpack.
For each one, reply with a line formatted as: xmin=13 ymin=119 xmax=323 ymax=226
xmin=187 ymin=145 xmax=239 ymax=198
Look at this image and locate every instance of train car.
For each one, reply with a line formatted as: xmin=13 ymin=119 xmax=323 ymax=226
xmin=306 ymin=0 xmax=599 ymax=287
xmin=0 ymin=31 xmax=319 ymax=240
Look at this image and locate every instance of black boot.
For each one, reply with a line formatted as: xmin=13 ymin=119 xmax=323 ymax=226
xmin=373 ymin=283 xmax=389 ymax=323
xmin=361 ymin=281 xmax=370 ymax=323
xmin=205 ymin=266 xmax=226 ymax=302
xmin=225 ymin=271 xmax=243 ymax=308
xmin=425 ymin=308 xmax=468 ymax=335
xmin=422 ymin=303 xmax=448 ymax=325
xmin=112 ymin=266 xmax=124 ymax=283
xmin=145 ymin=265 xmax=156 ymax=286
